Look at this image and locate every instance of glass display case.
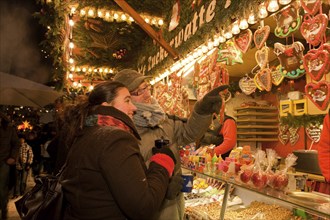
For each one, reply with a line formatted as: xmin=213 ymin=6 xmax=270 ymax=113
xmin=183 ymin=167 xmax=330 ymax=220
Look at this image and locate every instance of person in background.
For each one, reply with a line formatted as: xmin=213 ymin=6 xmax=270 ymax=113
xmin=12 ymin=137 xmax=33 ymax=199
xmin=317 ymin=109 xmax=330 ymax=194
xmin=113 ymin=69 xmax=228 ymax=220
xmin=0 ymin=112 xmax=19 ymax=219
xmin=25 ymin=131 xmax=42 ymax=177
xmin=60 ymin=81 xmax=176 ymax=219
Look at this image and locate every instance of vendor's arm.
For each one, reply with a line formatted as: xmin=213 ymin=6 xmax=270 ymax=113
xmin=214 ymin=119 xmax=237 ymax=156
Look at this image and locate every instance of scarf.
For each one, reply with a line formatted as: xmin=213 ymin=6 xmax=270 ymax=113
xmin=85 ymin=114 xmax=132 ymax=133
xmin=133 ymin=98 xmax=166 ymax=128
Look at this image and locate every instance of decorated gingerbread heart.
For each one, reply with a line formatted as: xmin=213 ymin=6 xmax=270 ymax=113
xmin=255 ymin=47 xmax=269 ymax=69
xmin=256 ymin=68 xmax=272 ymax=92
xmin=234 ymin=29 xmax=252 ymax=53
xmin=279 ymin=124 xmax=290 ymax=145
xmin=305 ymin=81 xmax=330 ymax=110
xmin=300 ymin=0 xmax=321 ymax=16
xmin=271 ymin=65 xmax=285 ymax=86
xmin=275 ymin=5 xmax=301 ymax=38
xmin=303 ymin=47 xmax=330 ymax=81
xmin=239 ymin=76 xmax=257 ymax=95
xmin=305 ymin=122 xmax=322 ymax=143
xmin=254 ymin=73 xmax=264 ymax=91
xmin=289 ymin=127 xmax=300 ymax=146
xmin=274 ymin=42 xmax=305 ymax=79
xmin=254 ymin=26 xmax=270 ymax=49
xmin=300 ymin=14 xmax=328 ymax=47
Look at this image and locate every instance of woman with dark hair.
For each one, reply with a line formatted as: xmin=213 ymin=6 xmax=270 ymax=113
xmin=60 ymin=81 xmax=176 ymax=220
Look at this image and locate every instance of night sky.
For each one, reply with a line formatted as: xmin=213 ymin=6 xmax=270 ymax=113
xmin=0 ymin=0 xmax=52 ymax=84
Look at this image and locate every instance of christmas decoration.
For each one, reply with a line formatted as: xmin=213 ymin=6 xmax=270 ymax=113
xmin=303 ymin=45 xmax=330 ymax=81
xmin=239 ymin=76 xmax=256 ymax=95
xmin=300 ymin=0 xmax=322 ymax=16
xmin=300 ymin=13 xmax=328 ymax=47
xmin=305 ymin=81 xmax=330 ymax=111
xmin=234 ymin=29 xmax=252 ymax=53
xmin=253 ymin=25 xmax=270 ymax=49
xmin=274 ymin=5 xmax=301 ymax=38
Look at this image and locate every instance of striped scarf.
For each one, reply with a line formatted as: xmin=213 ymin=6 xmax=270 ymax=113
xmin=133 ymin=98 xmax=166 ymax=128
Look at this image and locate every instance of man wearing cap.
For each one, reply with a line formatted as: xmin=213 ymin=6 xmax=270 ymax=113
xmin=114 ymin=69 xmax=228 ymax=220
xmin=0 ymin=113 xmax=19 ymax=219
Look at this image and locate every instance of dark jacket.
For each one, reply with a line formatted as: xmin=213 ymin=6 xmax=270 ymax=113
xmin=61 ymin=106 xmax=170 ymax=220
xmin=0 ymin=121 xmax=19 ymax=163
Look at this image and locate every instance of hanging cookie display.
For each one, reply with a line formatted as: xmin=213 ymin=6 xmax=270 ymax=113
xmin=234 ymin=29 xmax=252 ymax=53
xmin=254 ymin=68 xmax=272 ymax=92
xmin=289 ymin=127 xmax=300 ymax=146
xmin=305 ymin=81 xmax=330 ymax=110
xmin=271 ymin=65 xmax=285 ymax=86
xmin=239 ymin=75 xmax=257 ymax=95
xmin=274 ymin=5 xmax=301 ymax=38
xmin=300 ymin=0 xmax=322 ymax=15
xmin=278 ymin=124 xmax=290 ymax=145
xmin=254 ymin=25 xmax=270 ymax=49
xmin=300 ymin=13 xmax=328 ymax=47
xmin=274 ymin=42 xmax=305 ymax=79
xmin=303 ymin=45 xmax=330 ymax=81
xmin=305 ymin=122 xmax=322 ymax=143
xmin=255 ymin=46 xmax=269 ymax=69
xmin=217 ymin=40 xmax=243 ymax=65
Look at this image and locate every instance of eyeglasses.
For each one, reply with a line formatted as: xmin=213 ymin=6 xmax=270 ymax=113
xmin=131 ymin=84 xmax=151 ymax=96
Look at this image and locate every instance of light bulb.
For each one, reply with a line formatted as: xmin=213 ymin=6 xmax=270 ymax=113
xmin=267 ymin=0 xmax=279 ymax=12
xmin=219 ymin=35 xmax=226 ymax=43
xmin=258 ymin=4 xmax=268 ymax=19
xmin=69 ymin=42 xmax=74 ymax=49
xmin=158 ymin=19 xmax=164 ymax=26
xmin=248 ymin=12 xmax=257 ymax=24
xmin=279 ymin=0 xmax=291 ymax=5
xmin=239 ymin=19 xmax=249 ymax=30
xmin=121 ymin=14 xmax=127 ymax=20
xmin=231 ymin=22 xmax=240 ymax=35
xmin=88 ymin=9 xmax=94 ymax=17
xmin=224 ymin=31 xmax=233 ymax=39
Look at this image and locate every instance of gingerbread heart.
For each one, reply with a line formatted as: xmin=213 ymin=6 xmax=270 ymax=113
xmin=279 ymin=124 xmax=289 ymax=145
xmin=255 ymin=47 xmax=269 ymax=69
xmin=305 ymin=81 xmax=330 ymax=110
xmin=234 ymin=29 xmax=252 ymax=53
xmin=254 ymin=73 xmax=264 ymax=91
xmin=300 ymin=14 xmax=328 ymax=47
xmin=275 ymin=5 xmax=301 ymax=38
xmin=271 ymin=65 xmax=284 ymax=86
xmin=289 ymin=127 xmax=300 ymax=146
xmin=303 ymin=48 xmax=330 ymax=81
xmin=305 ymin=122 xmax=322 ymax=143
xmin=254 ymin=26 xmax=270 ymax=49
xmin=239 ymin=76 xmax=257 ymax=95
xmin=300 ymin=0 xmax=321 ymax=16
xmin=257 ymin=68 xmax=272 ymax=92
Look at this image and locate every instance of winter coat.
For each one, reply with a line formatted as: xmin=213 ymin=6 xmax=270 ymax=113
xmin=318 ymin=111 xmax=330 ymax=182
xmin=0 ymin=123 xmax=19 ymax=163
xmin=16 ymin=143 xmax=33 ymax=170
xmin=136 ymin=109 xmax=212 ymax=220
xmin=61 ymin=106 xmax=170 ymax=220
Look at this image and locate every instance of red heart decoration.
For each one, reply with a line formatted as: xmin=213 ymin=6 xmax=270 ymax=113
xmin=300 ymin=14 xmax=328 ymax=47
xmin=234 ymin=29 xmax=252 ymax=53
xmin=303 ymin=48 xmax=330 ymax=81
xmin=254 ymin=26 xmax=270 ymax=49
xmin=300 ymin=0 xmax=321 ymax=15
xmin=305 ymin=81 xmax=330 ymax=110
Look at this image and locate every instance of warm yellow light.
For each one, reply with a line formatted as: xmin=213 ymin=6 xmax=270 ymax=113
xmin=248 ymin=12 xmax=257 ymax=24
xmin=88 ymin=9 xmax=94 ymax=17
xmin=279 ymin=0 xmax=291 ymax=5
xmin=259 ymin=4 xmax=268 ymax=19
xmin=267 ymin=0 xmax=279 ymax=12
xmin=239 ymin=19 xmax=249 ymax=30
xmin=231 ymin=22 xmax=240 ymax=35
xmin=158 ymin=19 xmax=164 ymax=26
xmin=69 ymin=19 xmax=74 ymax=26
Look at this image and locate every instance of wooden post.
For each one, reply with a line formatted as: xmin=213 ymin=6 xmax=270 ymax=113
xmin=114 ymin=0 xmax=179 ymax=61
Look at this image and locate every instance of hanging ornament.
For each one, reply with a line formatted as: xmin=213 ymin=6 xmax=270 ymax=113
xmin=300 ymin=0 xmax=321 ymax=15
xmin=305 ymin=81 xmax=330 ymax=111
xmin=289 ymin=127 xmax=300 ymax=146
xmin=274 ymin=42 xmax=305 ymax=79
xmin=303 ymin=45 xmax=330 ymax=81
xmin=305 ymin=122 xmax=322 ymax=143
xmin=255 ymin=46 xmax=269 ymax=69
xmin=274 ymin=5 xmax=301 ymax=38
xmin=278 ymin=124 xmax=290 ymax=145
xmin=217 ymin=40 xmax=243 ymax=65
xmin=254 ymin=25 xmax=270 ymax=49
xmin=224 ymin=0 xmax=231 ymax=9
xmin=169 ymin=0 xmax=180 ymax=32
xmin=271 ymin=65 xmax=285 ymax=86
xmin=255 ymin=68 xmax=272 ymax=92
xmin=239 ymin=75 xmax=257 ymax=95
xmin=234 ymin=29 xmax=252 ymax=53
xmin=300 ymin=14 xmax=328 ymax=47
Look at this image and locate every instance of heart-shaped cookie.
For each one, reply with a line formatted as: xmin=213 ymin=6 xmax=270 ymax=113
xmin=279 ymin=124 xmax=289 ymax=145
xmin=254 ymin=73 xmax=264 ymax=91
xmin=303 ymin=48 xmax=330 ymax=81
xmin=305 ymin=81 xmax=330 ymax=110
xmin=257 ymin=68 xmax=272 ymax=92
xmin=305 ymin=122 xmax=322 ymax=143
xmin=271 ymin=65 xmax=285 ymax=86
xmin=289 ymin=127 xmax=300 ymax=146
xmin=239 ymin=76 xmax=256 ymax=95
xmin=234 ymin=29 xmax=252 ymax=53
xmin=254 ymin=26 xmax=270 ymax=49
xmin=300 ymin=14 xmax=328 ymax=47
xmin=255 ymin=47 xmax=269 ymax=69
xmin=300 ymin=0 xmax=321 ymax=15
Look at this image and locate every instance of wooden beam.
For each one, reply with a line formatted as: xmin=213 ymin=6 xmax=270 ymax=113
xmin=114 ymin=0 xmax=179 ymax=61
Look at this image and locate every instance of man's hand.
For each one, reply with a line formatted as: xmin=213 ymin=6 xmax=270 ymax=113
xmin=166 ymin=174 xmax=183 ymax=200
xmin=194 ymin=85 xmax=229 ymax=115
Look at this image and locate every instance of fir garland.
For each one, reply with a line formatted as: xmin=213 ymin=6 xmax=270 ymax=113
xmin=280 ymin=113 xmax=325 ymax=128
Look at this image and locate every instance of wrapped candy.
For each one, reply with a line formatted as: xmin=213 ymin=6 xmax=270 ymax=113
xmin=251 ymin=150 xmax=268 ymax=189
xmin=272 ymin=153 xmax=297 ymax=190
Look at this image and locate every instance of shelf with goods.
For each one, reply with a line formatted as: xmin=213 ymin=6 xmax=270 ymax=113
xmin=182 ymin=167 xmax=330 ymax=220
xmin=234 ymin=106 xmax=279 ymax=142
